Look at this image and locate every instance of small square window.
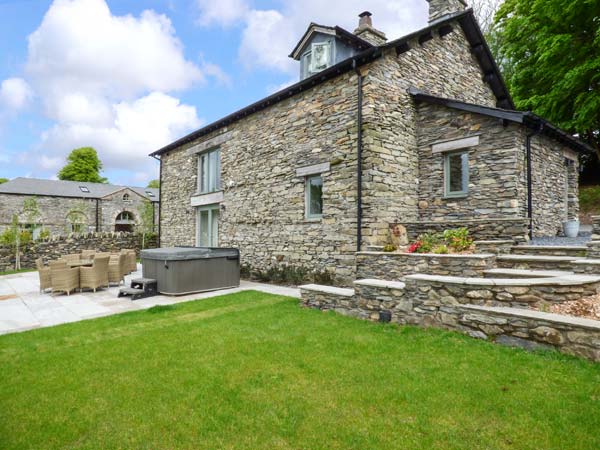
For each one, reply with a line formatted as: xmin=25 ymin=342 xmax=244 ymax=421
xmin=79 ymin=186 xmax=89 ymax=193
xmin=305 ymin=174 xmax=323 ymax=219
xmin=444 ymin=151 xmax=469 ymax=197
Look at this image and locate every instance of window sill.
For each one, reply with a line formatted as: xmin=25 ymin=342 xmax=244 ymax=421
xmin=443 ymin=194 xmax=468 ymax=200
xmin=304 ymin=216 xmax=322 ymax=223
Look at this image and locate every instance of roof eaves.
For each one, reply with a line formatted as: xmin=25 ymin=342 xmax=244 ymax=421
xmin=150 ymin=46 xmax=382 ymax=157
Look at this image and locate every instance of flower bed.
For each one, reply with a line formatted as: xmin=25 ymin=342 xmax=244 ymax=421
xmin=536 ymin=295 xmax=600 ymax=321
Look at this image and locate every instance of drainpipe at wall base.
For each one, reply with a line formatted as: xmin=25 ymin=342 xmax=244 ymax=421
xmin=151 ymin=154 xmax=162 ymax=247
xmin=525 ymin=125 xmax=543 ymax=241
xmin=353 ymin=58 xmax=364 ymax=253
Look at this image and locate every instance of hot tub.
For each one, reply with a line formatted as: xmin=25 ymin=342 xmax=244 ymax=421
xmin=140 ymin=247 xmax=240 ymax=295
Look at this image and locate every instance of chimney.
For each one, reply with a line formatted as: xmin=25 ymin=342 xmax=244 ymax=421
xmin=353 ymin=11 xmax=387 ymax=46
xmin=426 ymin=0 xmax=467 ymax=23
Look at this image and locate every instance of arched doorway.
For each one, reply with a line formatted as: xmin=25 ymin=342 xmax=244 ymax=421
xmin=115 ymin=211 xmax=135 ymax=232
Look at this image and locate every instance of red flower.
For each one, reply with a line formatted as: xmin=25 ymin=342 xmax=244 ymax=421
xmin=408 ymin=241 xmax=422 ymax=253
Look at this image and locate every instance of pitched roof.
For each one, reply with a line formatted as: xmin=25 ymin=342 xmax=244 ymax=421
xmin=288 ymin=23 xmax=373 ymax=60
xmin=409 ymin=88 xmax=593 ymax=154
xmin=0 ymin=178 xmax=160 ymax=202
xmin=150 ymin=9 xmax=511 ymax=157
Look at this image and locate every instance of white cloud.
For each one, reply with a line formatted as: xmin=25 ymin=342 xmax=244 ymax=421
xmin=36 ymin=92 xmax=201 ymax=173
xmin=18 ymin=0 xmax=213 ymax=180
xmin=0 ymin=78 xmax=33 ymax=111
xmin=197 ymin=0 xmax=429 ymax=75
xmin=195 ymin=0 xmax=249 ymax=27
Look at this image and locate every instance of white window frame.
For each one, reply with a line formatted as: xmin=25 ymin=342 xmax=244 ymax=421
xmin=305 ymin=174 xmax=323 ymax=220
xmin=196 ymin=204 xmax=220 ymax=247
xmin=444 ymin=150 xmax=469 ymax=197
xmin=197 ymin=147 xmax=221 ymax=194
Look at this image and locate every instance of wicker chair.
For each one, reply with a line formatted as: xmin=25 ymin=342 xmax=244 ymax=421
xmin=36 ymin=258 xmax=51 ymax=293
xmin=79 ymin=255 xmax=109 ymax=292
xmin=108 ymin=253 xmax=127 ymax=286
xmin=48 ymin=259 xmax=67 ymax=270
xmin=50 ymin=266 xmax=80 ymax=295
xmin=81 ymin=249 xmax=96 ymax=260
xmin=63 ymin=253 xmax=80 ymax=264
xmin=120 ymin=249 xmax=137 ymax=273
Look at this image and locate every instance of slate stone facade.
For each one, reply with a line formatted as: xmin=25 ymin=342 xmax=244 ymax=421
xmin=157 ymin=4 xmax=583 ymax=283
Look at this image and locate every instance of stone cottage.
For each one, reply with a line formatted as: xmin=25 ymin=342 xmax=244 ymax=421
xmin=151 ymin=0 xmax=591 ymax=283
xmin=0 ymin=178 xmax=159 ymax=237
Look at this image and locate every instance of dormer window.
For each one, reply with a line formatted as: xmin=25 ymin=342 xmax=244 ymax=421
xmin=301 ymin=41 xmax=333 ymax=79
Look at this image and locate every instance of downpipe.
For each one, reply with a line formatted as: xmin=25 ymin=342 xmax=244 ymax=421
xmin=353 ymin=59 xmax=364 ymax=253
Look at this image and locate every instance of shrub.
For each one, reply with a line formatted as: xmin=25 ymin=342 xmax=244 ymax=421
xmin=443 ymin=227 xmax=473 ymax=252
xmin=432 ymin=244 xmax=449 ymax=254
xmin=383 ymin=244 xmax=397 ymax=252
xmin=415 ymin=232 xmax=443 ymax=253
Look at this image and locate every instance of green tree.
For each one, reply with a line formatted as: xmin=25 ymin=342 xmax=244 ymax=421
xmin=146 ymin=179 xmax=160 ymax=189
xmin=137 ymin=199 xmax=155 ymax=249
xmin=0 ymin=200 xmax=38 ymax=270
xmin=58 ymin=147 xmax=108 ymax=183
xmin=494 ymin=0 xmax=600 ymax=157
xmin=0 ymin=178 xmax=8 ymax=184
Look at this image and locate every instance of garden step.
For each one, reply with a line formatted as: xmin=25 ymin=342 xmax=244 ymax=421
xmin=510 ymin=245 xmax=587 ymax=257
xmin=484 ymin=268 xmax=574 ymax=279
xmin=496 ymin=254 xmax=580 ymax=271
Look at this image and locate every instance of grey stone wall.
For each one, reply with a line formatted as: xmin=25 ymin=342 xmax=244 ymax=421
xmin=0 ymin=191 xmax=158 ymax=236
xmin=0 ymin=232 xmax=156 ymax=273
xmin=397 ymin=218 xmax=529 ymax=243
xmin=356 ymin=251 xmax=496 ymax=279
xmin=300 ymin=281 xmax=600 ymax=362
xmin=526 ymin=133 xmax=579 ymax=237
xmin=160 ymin=71 xmax=361 ymax=284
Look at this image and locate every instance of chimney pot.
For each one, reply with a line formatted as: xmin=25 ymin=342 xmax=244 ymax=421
xmin=358 ymin=11 xmax=373 ymax=28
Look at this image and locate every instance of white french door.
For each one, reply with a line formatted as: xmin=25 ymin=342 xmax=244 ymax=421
xmin=196 ymin=205 xmax=220 ymax=247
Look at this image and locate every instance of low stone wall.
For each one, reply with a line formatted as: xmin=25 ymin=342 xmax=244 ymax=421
xmin=496 ymin=255 xmax=578 ymax=271
xmin=396 ymin=218 xmax=529 ymax=244
xmin=472 ymin=240 xmax=513 ymax=255
xmin=587 ymin=241 xmax=600 ymax=259
xmin=572 ymin=260 xmax=600 ymax=275
xmin=511 ymin=245 xmax=587 ymax=257
xmin=592 ymin=215 xmax=600 ymax=240
xmin=356 ymin=252 xmax=496 ymax=279
xmin=0 ymin=232 xmax=157 ymax=272
xmin=299 ymin=280 xmax=600 ymax=362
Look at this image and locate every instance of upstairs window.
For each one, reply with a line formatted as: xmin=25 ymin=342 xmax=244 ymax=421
xmin=198 ymin=148 xmax=221 ymax=194
xmin=305 ymin=174 xmax=323 ymax=219
xmin=122 ymin=193 xmax=130 ymax=201
xmin=444 ymin=150 xmax=469 ymax=197
xmin=301 ymin=41 xmax=332 ymax=79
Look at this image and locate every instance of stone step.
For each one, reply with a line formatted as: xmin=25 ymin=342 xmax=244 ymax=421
xmin=484 ymin=268 xmax=574 ymax=279
xmin=496 ymin=254 xmax=580 ymax=271
xmin=510 ymin=245 xmax=587 ymax=257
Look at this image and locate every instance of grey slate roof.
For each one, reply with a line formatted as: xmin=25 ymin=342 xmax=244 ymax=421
xmin=0 ymin=177 xmax=160 ymax=202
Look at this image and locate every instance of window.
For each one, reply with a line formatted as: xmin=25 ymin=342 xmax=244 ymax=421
xmin=444 ymin=150 xmax=469 ymax=197
xmin=196 ymin=205 xmax=219 ymax=247
xmin=122 ymin=193 xmax=130 ymax=201
xmin=146 ymin=190 xmax=155 ymax=197
xmin=305 ymin=174 xmax=323 ymax=219
xmin=66 ymin=211 xmax=87 ymax=233
xmin=309 ymin=42 xmax=331 ymax=73
xmin=79 ymin=186 xmax=89 ymax=193
xmin=198 ymin=148 xmax=221 ymax=194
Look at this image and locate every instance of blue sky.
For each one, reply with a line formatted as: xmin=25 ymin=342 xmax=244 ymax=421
xmin=0 ymin=0 xmax=427 ymax=186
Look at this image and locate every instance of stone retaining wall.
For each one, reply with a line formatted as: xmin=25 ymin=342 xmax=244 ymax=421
xmin=496 ymin=255 xmax=577 ymax=271
xmin=356 ymin=251 xmax=496 ymax=279
xmin=299 ymin=281 xmax=600 ymax=362
xmin=0 ymin=232 xmax=156 ymax=272
xmin=510 ymin=246 xmax=587 ymax=257
xmin=396 ymin=218 xmax=529 ymax=244
xmin=472 ymin=240 xmax=513 ymax=255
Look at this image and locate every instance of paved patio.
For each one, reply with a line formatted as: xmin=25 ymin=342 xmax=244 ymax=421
xmin=0 ymin=265 xmax=300 ymax=336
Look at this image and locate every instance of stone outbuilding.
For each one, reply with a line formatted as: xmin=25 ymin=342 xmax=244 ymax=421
xmin=150 ymin=1 xmax=592 ymax=283
xmin=0 ymin=178 xmax=159 ymax=237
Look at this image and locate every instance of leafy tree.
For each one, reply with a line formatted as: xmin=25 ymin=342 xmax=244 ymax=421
xmin=58 ymin=147 xmax=108 ymax=183
xmin=147 ymin=179 xmax=160 ymax=189
xmin=494 ymin=0 xmax=600 ymax=160
xmin=0 ymin=178 xmax=8 ymax=184
xmin=137 ymin=199 xmax=156 ymax=249
xmin=0 ymin=200 xmax=39 ymax=270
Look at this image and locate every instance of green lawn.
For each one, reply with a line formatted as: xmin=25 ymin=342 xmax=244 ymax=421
xmin=1 ymin=291 xmax=599 ymax=449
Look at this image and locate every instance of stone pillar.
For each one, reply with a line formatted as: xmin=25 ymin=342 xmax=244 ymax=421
xmin=426 ymin=0 xmax=468 ymax=23
xmin=587 ymin=215 xmax=600 ymax=258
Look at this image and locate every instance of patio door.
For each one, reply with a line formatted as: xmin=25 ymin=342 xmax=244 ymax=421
xmin=196 ymin=205 xmax=219 ymax=247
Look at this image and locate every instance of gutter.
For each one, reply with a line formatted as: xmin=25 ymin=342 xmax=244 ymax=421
xmin=353 ymin=59 xmax=364 ymax=253
xmin=151 ymin=154 xmax=162 ymax=247
xmin=525 ymin=125 xmax=543 ymax=240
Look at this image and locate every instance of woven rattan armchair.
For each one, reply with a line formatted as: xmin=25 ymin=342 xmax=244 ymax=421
xmin=63 ymin=253 xmax=80 ymax=264
xmin=36 ymin=258 xmax=51 ymax=293
xmin=108 ymin=253 xmax=127 ymax=286
xmin=79 ymin=255 xmax=110 ymax=292
xmin=120 ymin=249 xmax=137 ymax=274
xmin=50 ymin=266 xmax=80 ymax=295
xmin=81 ymin=249 xmax=96 ymax=260
xmin=48 ymin=259 xmax=67 ymax=270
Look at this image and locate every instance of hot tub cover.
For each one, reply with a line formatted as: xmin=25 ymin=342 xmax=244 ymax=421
xmin=140 ymin=247 xmax=239 ymax=261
